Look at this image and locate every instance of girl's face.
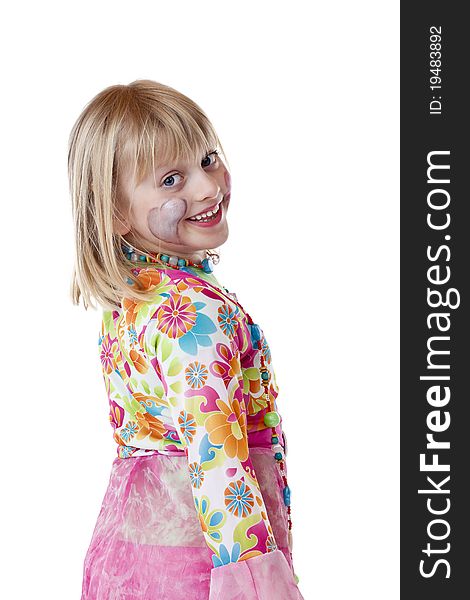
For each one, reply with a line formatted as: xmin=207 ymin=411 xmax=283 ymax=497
xmin=116 ymin=149 xmax=232 ymax=260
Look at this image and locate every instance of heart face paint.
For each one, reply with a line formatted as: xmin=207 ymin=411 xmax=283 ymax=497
xmin=147 ymin=198 xmax=187 ymax=244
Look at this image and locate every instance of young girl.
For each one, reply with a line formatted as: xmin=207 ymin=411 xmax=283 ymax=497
xmin=69 ymin=79 xmax=304 ymax=600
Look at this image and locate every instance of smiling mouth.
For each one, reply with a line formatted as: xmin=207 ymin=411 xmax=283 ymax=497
xmin=186 ymin=200 xmax=223 ymax=222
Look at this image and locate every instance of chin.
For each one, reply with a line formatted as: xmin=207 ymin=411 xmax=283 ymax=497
xmin=198 ymin=233 xmax=229 ymax=251
xmin=184 ymin=222 xmax=229 ymax=248
xmin=214 ymin=232 xmax=229 ymax=248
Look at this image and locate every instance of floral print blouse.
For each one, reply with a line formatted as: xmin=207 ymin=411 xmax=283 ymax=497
xmin=97 ymin=263 xmax=302 ymax=596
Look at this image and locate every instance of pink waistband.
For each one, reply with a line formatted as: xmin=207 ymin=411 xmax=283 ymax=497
xmin=148 ymin=428 xmax=287 ymax=457
xmin=153 ymin=445 xmax=276 ymax=457
xmin=117 ymin=428 xmax=287 ymax=459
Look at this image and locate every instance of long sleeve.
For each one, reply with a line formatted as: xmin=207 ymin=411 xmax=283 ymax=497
xmin=151 ymin=283 xmax=303 ymax=599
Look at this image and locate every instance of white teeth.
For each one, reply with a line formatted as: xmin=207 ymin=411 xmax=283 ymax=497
xmin=188 ymin=203 xmax=220 ymax=221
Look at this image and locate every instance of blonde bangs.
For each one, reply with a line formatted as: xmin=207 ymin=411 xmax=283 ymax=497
xmin=68 ymin=79 xmax=227 ymax=312
xmin=119 ymin=108 xmax=223 ymax=192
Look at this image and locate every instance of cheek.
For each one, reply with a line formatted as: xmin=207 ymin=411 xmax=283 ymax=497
xmin=224 ymin=171 xmax=232 ymax=202
xmin=147 ymin=198 xmax=187 ymax=243
xmin=224 ymin=170 xmax=231 ymax=192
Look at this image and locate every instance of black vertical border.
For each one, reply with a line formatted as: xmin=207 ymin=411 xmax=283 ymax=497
xmin=401 ymin=3 xmax=469 ymax=598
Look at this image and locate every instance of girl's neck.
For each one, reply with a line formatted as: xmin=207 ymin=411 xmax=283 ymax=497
xmin=177 ymin=249 xmax=208 ymax=263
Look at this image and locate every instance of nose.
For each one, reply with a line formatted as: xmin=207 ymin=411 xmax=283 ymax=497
xmin=192 ymin=168 xmax=220 ymax=205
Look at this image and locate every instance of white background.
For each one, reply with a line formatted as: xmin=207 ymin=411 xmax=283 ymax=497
xmin=1 ymin=1 xmax=399 ymax=598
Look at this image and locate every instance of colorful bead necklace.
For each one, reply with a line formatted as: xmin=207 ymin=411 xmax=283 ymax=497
xmin=121 ymin=243 xmax=216 ymax=273
xmin=122 ymin=242 xmax=299 ymax=584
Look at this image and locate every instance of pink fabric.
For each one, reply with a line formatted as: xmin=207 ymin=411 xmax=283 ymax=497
xmin=209 ymin=550 xmax=304 ymax=600
xmin=81 ymin=447 xmax=302 ymax=599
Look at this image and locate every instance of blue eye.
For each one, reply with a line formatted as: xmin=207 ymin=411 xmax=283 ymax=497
xmin=163 ymin=173 xmax=182 ymax=187
xmin=161 ymin=151 xmax=219 ymax=187
xmin=201 ymin=150 xmax=219 ymax=168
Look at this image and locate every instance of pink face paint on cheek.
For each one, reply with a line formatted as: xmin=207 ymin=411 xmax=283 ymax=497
xmin=224 ymin=171 xmax=232 ymax=203
xmin=147 ymin=198 xmax=187 ymax=244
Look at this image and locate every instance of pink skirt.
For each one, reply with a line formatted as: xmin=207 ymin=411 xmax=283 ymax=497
xmin=81 ymin=447 xmax=296 ymax=600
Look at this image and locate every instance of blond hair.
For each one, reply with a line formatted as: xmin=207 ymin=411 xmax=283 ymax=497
xmin=67 ymin=79 xmax=228 ymax=311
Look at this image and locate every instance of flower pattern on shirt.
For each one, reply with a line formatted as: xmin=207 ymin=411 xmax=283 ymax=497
xmin=98 ymin=265 xmax=284 ymax=566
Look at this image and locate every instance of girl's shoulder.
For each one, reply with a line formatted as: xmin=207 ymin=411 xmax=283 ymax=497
xmin=104 ymin=265 xmax=246 ymax=338
xmin=99 ymin=265 xmax=254 ymax=364
xmin=125 ymin=264 xmax=233 ymax=309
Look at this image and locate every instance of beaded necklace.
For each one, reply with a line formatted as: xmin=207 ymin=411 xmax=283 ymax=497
xmin=121 ymin=242 xmax=299 ymax=583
